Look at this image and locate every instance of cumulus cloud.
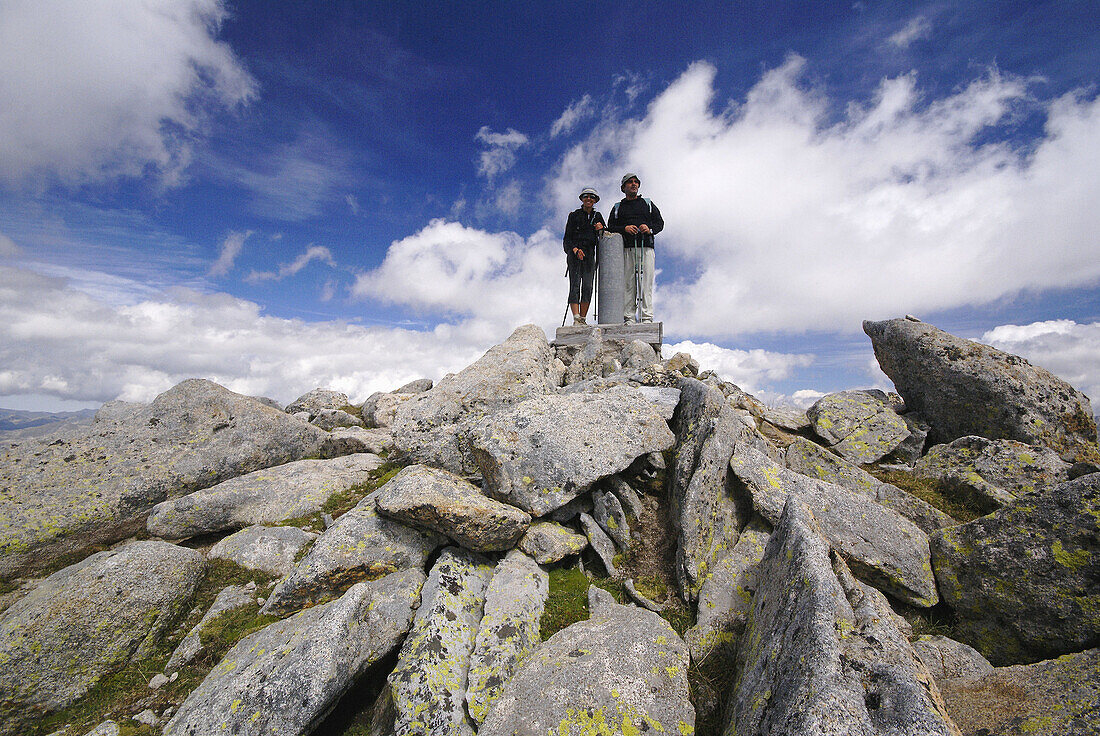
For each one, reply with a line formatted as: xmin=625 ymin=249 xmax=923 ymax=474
xmin=246 ymin=245 xmax=336 ymax=283
xmin=475 ymin=126 xmax=529 ymax=179
xmin=0 ymin=234 xmax=19 ymax=257
xmin=0 ymin=0 xmax=255 ymax=188
xmin=351 ymin=219 xmax=562 ymax=339
xmin=549 ymin=57 xmax=1100 ymax=338
xmin=550 ymin=95 xmax=595 ymax=138
xmin=888 ymin=16 xmax=932 ymax=48
xmin=982 ymin=319 xmax=1100 ymax=400
xmin=0 ymin=263 xmax=496 ymax=405
xmin=665 ymin=339 xmax=814 ymax=394
xmin=209 ymin=230 xmax=251 ymax=277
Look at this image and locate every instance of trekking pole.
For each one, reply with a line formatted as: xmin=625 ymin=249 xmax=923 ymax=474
xmin=634 ymin=238 xmax=643 ymax=323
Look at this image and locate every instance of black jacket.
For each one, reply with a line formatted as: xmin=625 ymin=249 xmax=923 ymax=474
xmin=562 ymin=207 xmax=605 ymax=261
xmin=607 ymin=196 xmax=664 ymax=248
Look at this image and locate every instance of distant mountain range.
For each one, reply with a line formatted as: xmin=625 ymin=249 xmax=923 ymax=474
xmin=0 ymin=407 xmax=97 ymax=440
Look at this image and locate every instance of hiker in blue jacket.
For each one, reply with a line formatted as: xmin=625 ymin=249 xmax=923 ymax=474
xmin=562 ymin=186 xmax=605 ymax=325
xmin=607 ymin=172 xmax=663 ymax=323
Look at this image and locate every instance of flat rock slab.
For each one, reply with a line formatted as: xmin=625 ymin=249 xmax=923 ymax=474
xmin=0 ymin=541 xmax=204 ymax=736
xmin=147 ymin=453 xmax=384 ymax=539
xmin=929 ymin=473 xmax=1100 ymax=665
xmin=479 ymin=586 xmax=694 ymax=736
xmin=939 ymin=648 xmax=1100 ymax=736
xmin=391 ymin=324 xmax=558 ymax=474
xmin=785 ymin=437 xmax=955 ymax=533
xmin=911 ymin=636 xmax=994 ymax=681
xmin=319 ymin=426 xmax=392 ymax=458
xmin=0 ymin=378 xmax=327 ymax=578
xmin=166 ymin=584 xmax=255 ymax=672
xmin=465 ymin=550 xmax=548 ymax=725
xmin=207 ymin=525 xmax=316 ymax=577
xmin=914 ymin=436 xmax=1072 ymax=513
xmin=471 ymin=386 xmax=675 ymax=516
xmin=517 ymin=521 xmax=588 ymax=564
xmin=374 ymin=465 xmax=531 ymax=552
xmin=592 ymin=488 xmax=629 ymax=549
xmin=387 ymin=547 xmax=494 ymax=736
xmin=164 ymin=569 xmax=423 ymax=736
xmin=864 ymin=317 xmax=1099 ymax=463
xmin=580 ymin=512 xmax=618 ymax=577
xmin=731 ymin=444 xmax=938 ymax=607
xmin=727 ymin=497 xmax=958 ymax=736
xmin=262 ymin=489 xmax=444 ymax=616
xmin=807 ymin=390 xmax=911 ymax=464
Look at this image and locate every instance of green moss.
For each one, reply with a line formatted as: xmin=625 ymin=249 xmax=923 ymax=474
xmin=1052 ymin=540 xmax=1091 ymax=571
xmin=321 ymin=461 xmax=406 ymax=519
xmin=339 ymin=404 xmax=363 ymax=420
xmin=867 ymin=468 xmax=983 ymax=522
xmin=540 ymin=567 xmax=591 ymax=640
xmin=197 ymin=607 xmax=281 ymax=665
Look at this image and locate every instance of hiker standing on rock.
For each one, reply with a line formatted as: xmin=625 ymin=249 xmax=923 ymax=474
xmin=608 ymin=173 xmax=663 ymax=324
xmin=562 ymin=186 xmax=605 ymax=326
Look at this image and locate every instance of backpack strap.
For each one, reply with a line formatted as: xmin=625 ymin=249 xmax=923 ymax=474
xmin=611 ymin=198 xmax=650 ymax=220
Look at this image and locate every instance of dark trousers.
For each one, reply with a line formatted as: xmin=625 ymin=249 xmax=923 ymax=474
xmin=567 ymin=257 xmax=594 ymax=303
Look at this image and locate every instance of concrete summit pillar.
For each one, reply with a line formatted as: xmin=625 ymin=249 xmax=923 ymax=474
xmin=597 ymin=232 xmax=624 ymax=326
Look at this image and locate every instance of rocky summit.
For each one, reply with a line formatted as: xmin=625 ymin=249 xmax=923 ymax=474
xmin=0 ymin=319 xmax=1097 ymax=736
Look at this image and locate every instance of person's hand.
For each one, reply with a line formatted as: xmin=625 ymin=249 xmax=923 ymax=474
xmin=574 ymin=247 xmax=584 ymax=260
xmin=593 ymin=221 xmax=604 ymax=231
xmin=639 ymin=224 xmax=652 ymax=234
xmin=625 ymin=225 xmax=639 ymax=235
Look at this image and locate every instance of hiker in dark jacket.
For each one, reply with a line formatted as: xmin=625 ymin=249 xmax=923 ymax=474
xmin=562 ymin=186 xmax=605 ymax=325
xmin=607 ymin=172 xmax=663 ymax=323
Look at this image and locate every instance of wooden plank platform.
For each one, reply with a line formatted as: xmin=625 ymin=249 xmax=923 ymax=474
xmin=553 ymin=322 xmax=663 ymax=348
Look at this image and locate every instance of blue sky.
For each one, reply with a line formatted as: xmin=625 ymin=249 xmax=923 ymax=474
xmin=1 ymin=0 xmax=1099 ymax=411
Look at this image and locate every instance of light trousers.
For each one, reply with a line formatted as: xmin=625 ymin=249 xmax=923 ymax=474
xmin=623 ymin=245 xmax=654 ymax=323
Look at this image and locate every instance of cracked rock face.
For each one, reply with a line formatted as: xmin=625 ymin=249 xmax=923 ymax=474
xmin=0 ymin=541 xmax=205 ymax=736
xmin=864 ymin=317 xmax=1099 ymax=463
xmin=930 ymin=472 xmax=1100 ymax=666
xmin=727 ymin=497 xmax=959 ymax=736
xmin=470 ymin=385 xmax=675 ymax=516
xmin=731 ymin=444 xmax=939 ymax=608
xmin=807 ymin=389 xmax=912 ymax=464
xmin=478 ymin=587 xmax=695 ymax=736
xmin=390 ymin=324 xmax=559 ymax=474
xmin=386 ymin=547 xmax=494 ymax=736
xmin=164 ymin=569 xmax=424 ymax=736
xmin=0 ymin=378 xmax=327 ymax=578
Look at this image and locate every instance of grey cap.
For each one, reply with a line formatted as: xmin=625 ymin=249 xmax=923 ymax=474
xmin=579 ymin=187 xmax=600 ymax=202
xmin=620 ymin=172 xmax=640 ymax=190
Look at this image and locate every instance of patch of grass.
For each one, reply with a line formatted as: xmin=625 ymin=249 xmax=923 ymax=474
xmin=896 ymin=600 xmax=966 ymax=641
xmin=690 ymin=638 xmax=739 ymax=736
xmin=540 ymin=566 xmax=591 ymax=640
xmin=340 ymin=403 xmax=364 ymax=420
xmin=868 ymin=468 xmax=982 ymax=522
xmin=195 ymin=606 xmax=281 ymax=667
xmin=321 ymin=461 xmax=406 ymax=520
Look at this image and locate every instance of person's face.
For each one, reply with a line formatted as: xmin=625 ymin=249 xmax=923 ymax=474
xmin=622 ymin=178 xmax=640 ymax=196
xmin=580 ymin=193 xmax=597 ymax=209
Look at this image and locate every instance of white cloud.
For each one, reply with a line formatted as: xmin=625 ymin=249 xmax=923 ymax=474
xmin=549 ymin=57 xmax=1100 ymax=338
xmin=494 ymin=181 xmax=523 ymax=217
xmin=665 ymin=339 xmax=814 ymax=394
xmin=0 ymin=0 xmax=255 ymax=188
xmin=0 ymin=263 xmax=500 ymax=405
xmin=0 ymin=234 xmax=19 ymax=257
xmin=245 ymin=245 xmax=336 ymax=283
xmin=209 ymin=230 xmax=251 ymax=277
xmin=346 ymin=194 xmax=361 ymax=215
xmin=351 ymin=219 xmax=563 ymax=339
xmin=888 ymin=16 xmax=932 ymax=48
xmin=475 ymin=126 xmax=529 ymax=179
xmin=982 ymin=320 xmax=1100 ymax=401
xmin=213 ymin=126 xmax=355 ymax=221
xmin=550 ymin=95 xmax=595 ymax=138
